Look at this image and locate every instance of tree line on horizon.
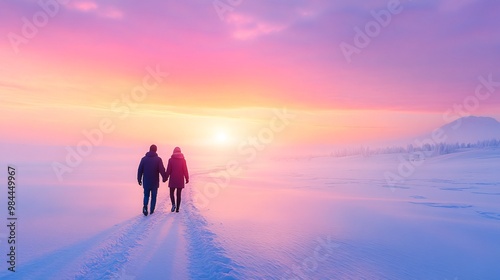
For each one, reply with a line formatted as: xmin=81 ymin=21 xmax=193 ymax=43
xmin=329 ymin=138 xmax=500 ymax=159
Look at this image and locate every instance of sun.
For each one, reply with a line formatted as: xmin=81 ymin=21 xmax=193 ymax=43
xmin=214 ymin=131 xmax=229 ymax=144
xmin=210 ymin=126 xmax=239 ymax=147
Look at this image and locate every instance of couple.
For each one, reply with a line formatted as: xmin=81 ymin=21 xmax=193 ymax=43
xmin=137 ymin=144 xmax=189 ymax=216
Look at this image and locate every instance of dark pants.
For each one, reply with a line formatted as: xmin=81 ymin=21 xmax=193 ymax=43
xmin=143 ymin=187 xmax=158 ymax=212
xmin=169 ymin=188 xmax=182 ymax=210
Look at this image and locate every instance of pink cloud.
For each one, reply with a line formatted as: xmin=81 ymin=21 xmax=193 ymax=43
xmin=0 ymin=0 xmax=499 ymax=112
xmin=65 ymin=1 xmax=123 ymax=19
xmin=68 ymin=1 xmax=98 ymax=12
xmin=227 ymin=13 xmax=286 ymax=40
xmin=99 ymin=7 xmax=124 ymax=19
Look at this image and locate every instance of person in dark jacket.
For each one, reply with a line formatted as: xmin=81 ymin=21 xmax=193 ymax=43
xmin=137 ymin=144 xmax=166 ymax=216
xmin=165 ymin=146 xmax=189 ymax=213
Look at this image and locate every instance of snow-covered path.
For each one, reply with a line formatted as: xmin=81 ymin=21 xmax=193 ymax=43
xmin=1 ymin=189 xmax=187 ymax=279
xmin=0 ymin=180 xmax=244 ymax=280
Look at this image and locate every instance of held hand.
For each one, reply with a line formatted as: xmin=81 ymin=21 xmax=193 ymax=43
xmin=162 ymin=178 xmax=167 ymax=183
xmin=138 ymin=181 xmax=142 ymax=186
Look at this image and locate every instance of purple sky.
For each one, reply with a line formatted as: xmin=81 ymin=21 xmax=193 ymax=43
xmin=1 ymin=0 xmax=499 ymax=146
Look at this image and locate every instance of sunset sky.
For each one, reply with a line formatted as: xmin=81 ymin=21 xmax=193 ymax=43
xmin=1 ymin=0 xmax=500 ymax=151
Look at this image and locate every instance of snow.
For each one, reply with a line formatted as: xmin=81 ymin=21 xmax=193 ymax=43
xmin=194 ymin=148 xmax=500 ymax=279
xmin=427 ymin=116 xmax=500 ymax=144
xmin=0 ymin=147 xmax=499 ymax=279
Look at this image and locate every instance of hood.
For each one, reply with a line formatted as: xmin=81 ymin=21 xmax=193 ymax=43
xmin=145 ymin=151 xmax=158 ymax=157
xmin=171 ymin=152 xmax=184 ymax=159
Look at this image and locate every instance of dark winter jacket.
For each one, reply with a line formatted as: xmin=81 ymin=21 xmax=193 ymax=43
xmin=137 ymin=151 xmax=166 ymax=189
xmin=165 ymin=152 xmax=189 ymax=189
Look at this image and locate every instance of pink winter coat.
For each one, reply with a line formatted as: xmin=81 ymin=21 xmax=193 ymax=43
xmin=165 ymin=151 xmax=189 ymax=189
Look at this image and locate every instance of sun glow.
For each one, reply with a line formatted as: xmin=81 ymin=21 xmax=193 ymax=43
xmin=214 ymin=131 xmax=230 ymax=144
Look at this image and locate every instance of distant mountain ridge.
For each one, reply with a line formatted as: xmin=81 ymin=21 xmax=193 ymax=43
xmin=325 ymin=116 xmax=500 ymax=159
xmin=437 ymin=116 xmax=500 ymax=144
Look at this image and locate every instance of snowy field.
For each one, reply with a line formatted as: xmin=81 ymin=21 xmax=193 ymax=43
xmin=1 ymin=147 xmax=499 ymax=279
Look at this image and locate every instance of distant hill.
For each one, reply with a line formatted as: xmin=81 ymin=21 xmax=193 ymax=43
xmin=327 ymin=116 xmax=500 ymax=159
xmin=437 ymin=116 xmax=500 ymax=144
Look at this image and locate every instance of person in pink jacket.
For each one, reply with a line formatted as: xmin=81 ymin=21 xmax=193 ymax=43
xmin=165 ymin=147 xmax=189 ymax=212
